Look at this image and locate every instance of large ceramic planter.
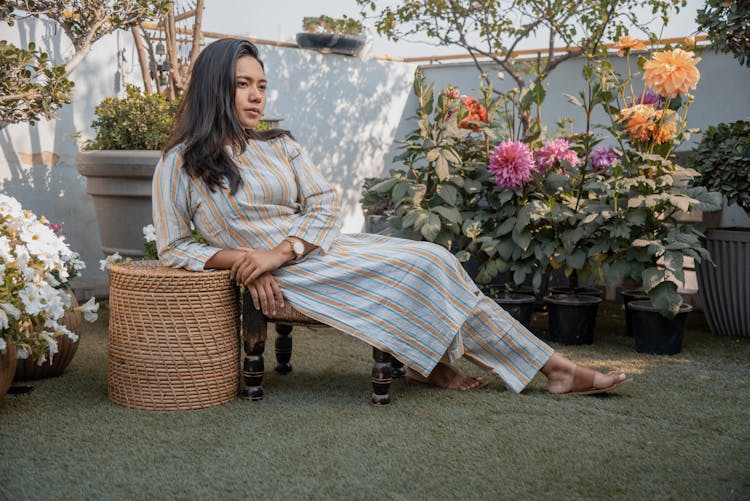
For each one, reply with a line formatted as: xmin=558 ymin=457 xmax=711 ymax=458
xmin=696 ymin=228 xmax=750 ymax=337
xmin=296 ymin=32 xmax=366 ymax=56
xmin=14 ymin=294 xmax=83 ymax=381
xmin=1 ymin=342 xmax=17 ymax=399
xmin=543 ymin=294 xmax=602 ymax=345
xmin=76 ymin=150 xmax=161 ymax=258
xmin=628 ymin=300 xmax=693 ymax=355
xmin=481 ymin=286 xmax=536 ymax=328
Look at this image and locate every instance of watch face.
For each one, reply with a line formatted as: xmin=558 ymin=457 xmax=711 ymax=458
xmin=292 ymin=240 xmax=304 ymax=256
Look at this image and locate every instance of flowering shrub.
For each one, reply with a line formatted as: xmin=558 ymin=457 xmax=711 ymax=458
xmin=361 ymin=71 xmax=497 ymax=253
xmin=0 ymin=195 xmax=99 ymax=362
xmin=471 ymin=37 xmax=721 ymax=316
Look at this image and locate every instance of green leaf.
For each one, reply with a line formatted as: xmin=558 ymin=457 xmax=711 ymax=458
xmin=431 ymin=206 xmax=462 ymax=224
xmin=642 ymin=267 xmax=666 ymax=291
xmin=420 ymin=212 xmax=441 ymax=241
xmin=436 ymin=183 xmax=458 ymax=205
xmin=435 ymin=155 xmax=450 ymax=180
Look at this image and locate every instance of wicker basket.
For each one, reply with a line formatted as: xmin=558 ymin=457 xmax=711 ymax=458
xmin=108 ymin=261 xmax=239 ymax=411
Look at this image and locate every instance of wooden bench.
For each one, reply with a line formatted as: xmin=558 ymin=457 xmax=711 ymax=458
xmin=240 ymin=289 xmax=405 ymax=405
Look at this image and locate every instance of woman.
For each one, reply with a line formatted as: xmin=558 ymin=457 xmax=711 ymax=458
xmin=153 ymin=38 xmax=630 ymax=396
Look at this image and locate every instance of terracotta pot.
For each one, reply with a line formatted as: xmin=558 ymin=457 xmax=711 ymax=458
xmin=14 ymin=293 xmax=83 ymax=381
xmin=1 ymin=342 xmax=17 ymax=398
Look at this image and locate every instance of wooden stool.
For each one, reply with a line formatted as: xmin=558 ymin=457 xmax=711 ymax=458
xmin=240 ymin=290 xmax=405 ymax=405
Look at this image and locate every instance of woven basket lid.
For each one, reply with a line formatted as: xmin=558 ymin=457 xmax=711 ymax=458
xmin=109 ymin=260 xmax=233 ymax=293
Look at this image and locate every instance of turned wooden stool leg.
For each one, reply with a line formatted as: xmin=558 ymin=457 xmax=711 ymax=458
xmin=274 ymin=324 xmax=293 ymax=374
xmin=390 ymin=355 xmax=406 ymax=378
xmin=371 ymin=347 xmax=392 ymax=406
xmin=241 ymin=291 xmax=267 ymax=401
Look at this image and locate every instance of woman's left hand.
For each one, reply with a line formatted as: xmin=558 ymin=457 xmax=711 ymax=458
xmin=230 ymin=247 xmax=287 ymax=284
xmin=244 ymin=272 xmax=285 ymax=316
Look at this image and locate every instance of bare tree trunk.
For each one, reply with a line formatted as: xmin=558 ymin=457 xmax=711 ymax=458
xmin=189 ymin=0 xmax=204 ymax=71
xmin=131 ymin=25 xmax=154 ymax=93
xmin=164 ymin=2 xmax=179 ymax=99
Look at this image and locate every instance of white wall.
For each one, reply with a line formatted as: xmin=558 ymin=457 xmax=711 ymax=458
xmin=0 ymin=18 xmax=417 ymax=295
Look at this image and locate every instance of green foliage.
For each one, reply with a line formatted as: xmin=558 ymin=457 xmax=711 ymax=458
xmin=0 ymin=1 xmax=170 ymax=128
xmin=356 ymin=0 xmax=685 ymax=136
xmin=696 ymin=0 xmax=750 ymax=67
xmin=688 ymin=120 xmax=750 ymax=217
xmin=84 ymin=84 xmax=177 ymax=150
xmin=361 ymin=72 xmax=499 ymax=264
xmin=302 ymin=15 xmax=364 ymax=35
xmin=0 ymin=40 xmax=74 ymax=125
xmin=359 ymin=177 xmax=394 ymax=215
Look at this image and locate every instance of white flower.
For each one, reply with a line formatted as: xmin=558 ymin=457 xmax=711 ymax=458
xmin=0 ymin=310 xmax=8 ymax=331
xmin=0 ymin=302 xmax=20 ymax=319
xmin=45 ymin=319 xmax=79 ymax=343
xmin=0 ymin=338 xmax=6 ymax=352
xmin=143 ymin=224 xmax=157 ymax=243
xmin=99 ymin=252 xmax=123 ymax=271
xmin=76 ymin=297 xmax=100 ymax=323
xmin=16 ymin=345 xmax=29 ymax=359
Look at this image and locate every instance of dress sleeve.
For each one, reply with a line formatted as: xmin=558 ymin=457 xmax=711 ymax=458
xmin=152 ymin=148 xmax=223 ymax=271
xmin=282 ymin=138 xmax=342 ymax=253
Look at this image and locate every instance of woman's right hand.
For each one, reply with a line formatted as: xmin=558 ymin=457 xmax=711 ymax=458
xmin=244 ymin=271 xmax=285 ymax=316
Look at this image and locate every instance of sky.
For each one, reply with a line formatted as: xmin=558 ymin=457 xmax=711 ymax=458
xmin=201 ymin=0 xmax=707 ymax=59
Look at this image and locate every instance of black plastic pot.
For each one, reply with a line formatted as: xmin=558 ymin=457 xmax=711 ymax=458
xmin=547 ymin=286 xmax=604 ymax=298
xmin=628 ymin=300 xmax=693 ymax=355
xmin=543 ymin=294 xmax=602 ymax=345
xmin=481 ymin=287 xmax=536 ymax=328
xmin=619 ymin=289 xmax=649 ymax=337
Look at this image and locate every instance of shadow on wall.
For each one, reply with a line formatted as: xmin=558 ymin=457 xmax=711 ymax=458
xmin=260 ymin=46 xmax=417 ymax=232
xmin=1 ymin=19 xmax=130 ymax=290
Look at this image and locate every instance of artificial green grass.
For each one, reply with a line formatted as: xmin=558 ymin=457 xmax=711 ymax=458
xmin=1 ymin=302 xmax=748 ymax=500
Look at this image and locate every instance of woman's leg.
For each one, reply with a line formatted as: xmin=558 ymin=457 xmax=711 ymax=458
xmin=428 ymin=294 xmax=628 ymax=394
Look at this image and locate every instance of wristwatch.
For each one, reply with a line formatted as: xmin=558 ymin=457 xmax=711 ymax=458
xmin=284 ymin=237 xmax=305 ymax=262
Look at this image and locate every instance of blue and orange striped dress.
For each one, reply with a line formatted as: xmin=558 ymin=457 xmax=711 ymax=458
xmin=153 ymin=136 xmax=553 ymax=393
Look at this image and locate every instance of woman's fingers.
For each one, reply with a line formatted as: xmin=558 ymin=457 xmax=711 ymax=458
xmin=246 ymin=273 xmax=283 ymax=315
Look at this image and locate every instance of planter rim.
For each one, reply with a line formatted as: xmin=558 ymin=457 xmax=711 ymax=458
xmin=620 ymin=288 xmax=648 ymax=298
xmin=706 ymin=228 xmax=750 ymax=242
xmin=484 ymin=292 xmax=536 ymax=304
xmin=627 ymin=299 xmax=693 ymax=314
xmin=543 ymin=294 xmax=602 ymax=306
xmin=76 ymin=149 xmax=161 ymax=178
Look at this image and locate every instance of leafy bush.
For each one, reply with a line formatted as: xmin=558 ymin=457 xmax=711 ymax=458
xmin=302 ymin=15 xmax=364 ymax=35
xmin=84 ymin=84 xmax=177 ymax=150
xmin=696 ymin=0 xmax=750 ymax=67
xmin=689 ymin=120 xmax=750 ymax=217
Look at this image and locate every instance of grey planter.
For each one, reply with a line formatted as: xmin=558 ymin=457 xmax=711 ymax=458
xmin=76 ymin=150 xmax=161 ymax=258
xmin=696 ymin=228 xmax=750 ymax=337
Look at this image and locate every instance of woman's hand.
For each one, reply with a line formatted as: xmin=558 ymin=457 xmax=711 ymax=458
xmin=230 ymin=247 xmax=289 ymax=284
xmin=245 ymin=272 xmax=285 ymax=316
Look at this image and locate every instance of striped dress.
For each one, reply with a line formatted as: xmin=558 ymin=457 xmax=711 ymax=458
xmin=152 ymin=136 xmax=553 ymax=393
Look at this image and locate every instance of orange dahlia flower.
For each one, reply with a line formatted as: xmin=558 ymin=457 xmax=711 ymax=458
xmin=460 ymin=97 xmax=488 ymax=131
xmin=614 ymin=36 xmax=648 ymax=56
xmin=643 ymin=48 xmax=701 ymax=98
xmin=618 ymin=105 xmax=657 ymax=143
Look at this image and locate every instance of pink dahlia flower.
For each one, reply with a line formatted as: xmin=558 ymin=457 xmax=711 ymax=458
xmin=534 ymin=138 xmax=580 ymax=173
xmin=488 ymin=140 xmax=536 ymax=189
xmin=590 ymin=145 xmax=620 ymax=172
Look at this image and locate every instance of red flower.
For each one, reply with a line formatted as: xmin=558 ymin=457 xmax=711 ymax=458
xmin=459 ymin=97 xmax=487 ymax=131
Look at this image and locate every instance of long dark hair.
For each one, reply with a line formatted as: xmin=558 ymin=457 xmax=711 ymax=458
xmin=164 ymin=38 xmax=291 ymax=193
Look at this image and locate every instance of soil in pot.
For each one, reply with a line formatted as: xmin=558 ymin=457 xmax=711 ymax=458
xmin=480 ymin=286 xmax=536 ymax=328
xmin=620 ymin=289 xmax=649 ymax=337
xmin=628 ymin=300 xmax=693 ymax=355
xmin=543 ymin=294 xmax=603 ymax=345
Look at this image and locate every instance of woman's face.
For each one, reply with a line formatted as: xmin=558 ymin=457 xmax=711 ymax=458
xmin=234 ymin=55 xmax=266 ymax=130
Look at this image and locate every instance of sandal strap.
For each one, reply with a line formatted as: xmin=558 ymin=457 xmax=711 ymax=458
xmin=572 ymin=365 xmax=597 ymax=393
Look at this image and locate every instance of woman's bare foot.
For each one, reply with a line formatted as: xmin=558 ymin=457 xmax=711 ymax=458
xmin=406 ymin=362 xmax=489 ymax=391
xmin=542 ymin=353 xmax=629 ymax=395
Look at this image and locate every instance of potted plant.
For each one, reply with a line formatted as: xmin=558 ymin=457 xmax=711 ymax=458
xmin=359 ymin=177 xmax=394 ymax=233
xmin=296 ymin=15 xmax=367 ymax=57
xmin=0 ymin=195 xmax=99 ymax=397
xmin=76 ymin=84 xmax=177 ymax=259
xmin=689 ymin=120 xmax=750 ymax=337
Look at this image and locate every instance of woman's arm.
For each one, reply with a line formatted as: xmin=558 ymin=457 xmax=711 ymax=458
xmin=283 ymin=138 xmax=342 ymax=254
